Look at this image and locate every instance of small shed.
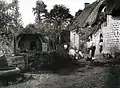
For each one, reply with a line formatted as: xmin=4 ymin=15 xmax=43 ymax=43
xmin=15 ymin=24 xmax=48 ymax=53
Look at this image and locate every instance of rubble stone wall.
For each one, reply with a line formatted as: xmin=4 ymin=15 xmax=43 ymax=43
xmin=70 ymin=15 xmax=120 ymax=55
xmin=106 ymin=15 xmax=120 ymax=53
xmin=94 ymin=15 xmax=120 ymax=55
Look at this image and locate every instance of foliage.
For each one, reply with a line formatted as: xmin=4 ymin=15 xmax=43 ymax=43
xmin=33 ymin=0 xmax=48 ymax=24
xmin=48 ymin=4 xmax=73 ymax=44
xmin=0 ymin=1 xmax=13 ymax=31
xmin=0 ymin=1 xmax=14 ymax=53
xmin=11 ymin=0 xmax=23 ymax=30
xmin=0 ymin=0 xmax=23 ymax=54
xmin=0 ymin=0 xmax=23 ymax=34
xmin=75 ymin=9 xmax=82 ymax=19
xmin=32 ymin=0 xmax=51 ymax=38
xmin=32 ymin=1 xmax=74 ymax=50
xmin=28 ymin=50 xmax=78 ymax=70
xmin=34 ymin=22 xmax=54 ymax=36
xmin=109 ymin=45 xmax=120 ymax=59
xmin=32 ymin=2 xmax=73 ymax=49
xmin=49 ymin=4 xmax=73 ymax=26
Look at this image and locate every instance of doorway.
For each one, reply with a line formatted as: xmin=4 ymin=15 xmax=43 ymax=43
xmin=30 ymin=41 xmax=36 ymax=51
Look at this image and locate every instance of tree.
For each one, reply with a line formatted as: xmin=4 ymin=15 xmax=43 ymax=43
xmin=11 ymin=0 xmax=23 ymax=32
xmin=32 ymin=4 xmax=73 ymax=50
xmin=0 ymin=1 xmax=13 ymax=32
xmin=33 ymin=0 xmax=48 ymax=24
xmin=49 ymin=4 xmax=73 ymax=27
xmin=48 ymin=4 xmax=73 ymax=46
xmin=0 ymin=0 xmax=18 ymax=53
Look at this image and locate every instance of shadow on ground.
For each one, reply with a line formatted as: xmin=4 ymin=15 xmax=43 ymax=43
xmin=103 ymin=65 xmax=120 ymax=88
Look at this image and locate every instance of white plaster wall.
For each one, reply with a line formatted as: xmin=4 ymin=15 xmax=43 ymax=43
xmin=70 ymin=31 xmax=80 ymax=49
xmin=93 ymin=24 xmax=108 ymax=55
xmin=93 ymin=29 xmax=101 ymax=54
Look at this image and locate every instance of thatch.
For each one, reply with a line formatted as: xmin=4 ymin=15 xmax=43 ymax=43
xmin=85 ymin=0 xmax=105 ymax=26
xmin=70 ymin=1 xmax=98 ymax=30
xmin=106 ymin=0 xmax=120 ymax=15
xmin=16 ymin=24 xmax=48 ymax=43
xmin=16 ymin=24 xmax=40 ymax=36
xmin=114 ymin=0 xmax=120 ymax=11
xmin=70 ymin=0 xmax=106 ymax=30
xmin=106 ymin=0 xmax=114 ymax=15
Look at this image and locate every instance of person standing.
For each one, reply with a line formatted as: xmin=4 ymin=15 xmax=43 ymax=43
xmin=99 ymin=33 xmax=103 ymax=53
xmin=87 ymin=34 xmax=96 ymax=60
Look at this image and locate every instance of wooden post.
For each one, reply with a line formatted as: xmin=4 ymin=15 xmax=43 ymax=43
xmin=14 ymin=35 xmax=16 ymax=55
xmin=59 ymin=35 xmax=61 ymax=44
xmin=26 ymin=54 xmax=28 ymax=68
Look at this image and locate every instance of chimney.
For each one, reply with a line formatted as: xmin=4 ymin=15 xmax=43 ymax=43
xmin=84 ymin=3 xmax=90 ymax=8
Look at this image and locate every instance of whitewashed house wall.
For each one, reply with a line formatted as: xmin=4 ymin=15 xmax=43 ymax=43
xmin=93 ymin=23 xmax=107 ymax=55
xmin=70 ymin=31 xmax=80 ymax=49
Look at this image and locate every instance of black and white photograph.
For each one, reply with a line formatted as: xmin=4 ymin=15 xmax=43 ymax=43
xmin=0 ymin=0 xmax=120 ymax=88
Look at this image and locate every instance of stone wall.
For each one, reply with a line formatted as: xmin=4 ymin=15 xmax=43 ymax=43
xmin=106 ymin=15 xmax=120 ymax=53
xmin=6 ymin=54 xmax=25 ymax=69
xmin=70 ymin=15 xmax=120 ymax=55
xmin=94 ymin=15 xmax=120 ymax=55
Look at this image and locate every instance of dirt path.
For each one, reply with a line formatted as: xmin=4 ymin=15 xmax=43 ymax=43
xmin=1 ymin=65 xmax=108 ymax=88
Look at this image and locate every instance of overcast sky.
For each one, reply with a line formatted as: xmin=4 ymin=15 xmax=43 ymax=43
xmin=6 ymin=0 xmax=96 ymax=27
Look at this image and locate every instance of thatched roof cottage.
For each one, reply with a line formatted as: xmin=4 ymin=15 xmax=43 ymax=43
xmin=70 ymin=0 xmax=106 ymax=50
xmin=15 ymin=24 xmax=48 ymax=54
xmin=70 ymin=0 xmax=120 ymax=55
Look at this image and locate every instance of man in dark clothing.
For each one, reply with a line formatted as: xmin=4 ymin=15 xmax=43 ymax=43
xmin=99 ymin=33 xmax=103 ymax=53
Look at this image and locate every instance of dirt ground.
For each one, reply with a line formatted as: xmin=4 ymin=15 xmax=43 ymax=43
xmin=2 ymin=54 xmax=120 ymax=88
xmin=1 ymin=65 xmax=110 ymax=88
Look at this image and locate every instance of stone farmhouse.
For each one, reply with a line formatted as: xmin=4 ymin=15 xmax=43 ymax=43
xmin=70 ymin=0 xmax=120 ymax=55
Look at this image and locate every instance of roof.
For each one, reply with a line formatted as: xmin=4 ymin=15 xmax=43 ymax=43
xmin=16 ymin=24 xmax=48 ymax=43
xmin=106 ymin=0 xmax=114 ymax=15
xmin=16 ymin=24 xmax=41 ymax=36
xmin=70 ymin=0 xmax=105 ymax=30
xmin=85 ymin=0 xmax=105 ymax=26
xmin=106 ymin=0 xmax=120 ymax=15
xmin=70 ymin=1 xmax=98 ymax=29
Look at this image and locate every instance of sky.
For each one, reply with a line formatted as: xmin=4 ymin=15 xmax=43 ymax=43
xmin=6 ymin=0 xmax=96 ymax=27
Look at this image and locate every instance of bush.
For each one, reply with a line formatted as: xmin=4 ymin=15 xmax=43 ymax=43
xmin=48 ymin=50 xmax=78 ymax=70
xmin=28 ymin=52 xmax=52 ymax=69
xmin=109 ymin=46 xmax=120 ymax=59
xmin=28 ymin=50 xmax=78 ymax=70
